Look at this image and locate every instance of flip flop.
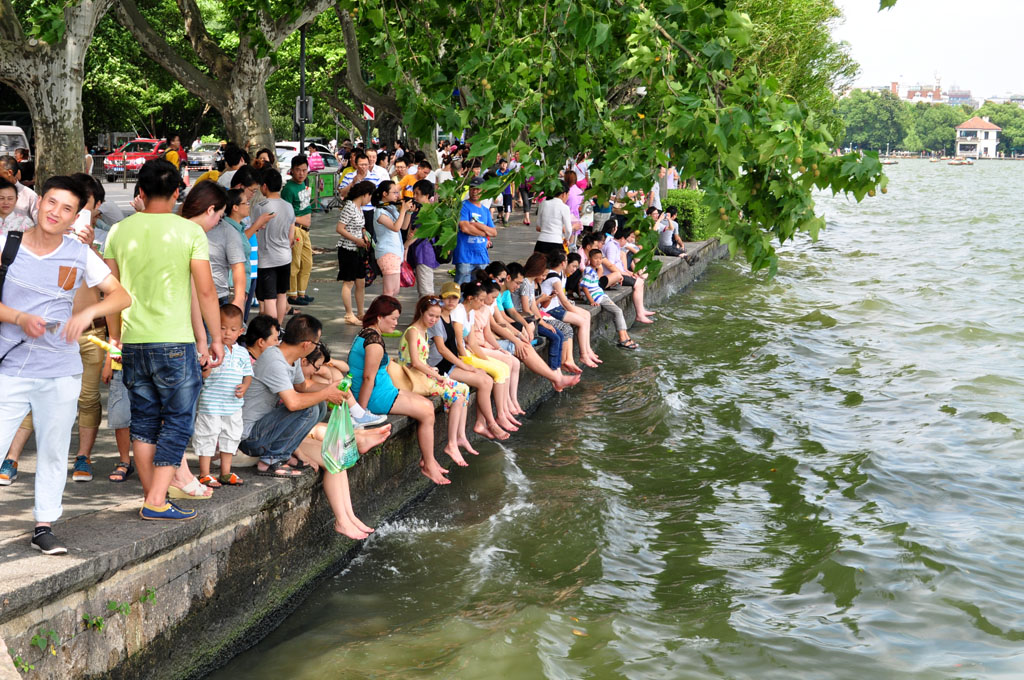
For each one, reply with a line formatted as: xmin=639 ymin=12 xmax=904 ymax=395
xmin=198 ymin=474 xmax=223 ymax=488
xmin=616 ymin=340 xmax=640 ymax=350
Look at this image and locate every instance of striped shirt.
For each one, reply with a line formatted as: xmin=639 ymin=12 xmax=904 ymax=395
xmin=197 ymin=344 xmax=254 ymax=416
xmin=581 ymin=266 xmax=605 ymax=301
xmin=339 ymin=166 xmax=390 ymax=212
xmin=336 ymin=200 xmax=364 ymax=250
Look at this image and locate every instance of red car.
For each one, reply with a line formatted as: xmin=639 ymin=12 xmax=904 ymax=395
xmin=103 ymin=138 xmax=177 ymax=182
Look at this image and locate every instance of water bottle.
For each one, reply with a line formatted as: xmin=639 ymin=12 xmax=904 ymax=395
xmin=328 ymin=373 xmax=353 ymax=410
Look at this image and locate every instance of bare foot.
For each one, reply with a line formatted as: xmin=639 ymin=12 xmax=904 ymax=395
xmin=458 ymin=437 xmax=480 ymax=455
xmin=333 ymin=520 xmax=370 ymax=540
xmin=636 ymin=315 xmax=654 ymax=324
xmin=417 ymin=456 xmax=450 ymax=483
xmin=355 ymin=424 xmax=392 ymax=454
xmin=582 ymin=359 xmax=599 ymax=368
xmin=444 ymin=443 xmax=469 ymax=467
xmin=591 ymin=354 xmax=603 ymax=364
xmin=350 ymin=513 xmax=375 ymax=533
xmin=474 ymin=420 xmax=510 ymax=440
xmin=554 ymin=374 xmax=581 ymax=391
xmin=563 ymin=362 xmax=583 ymax=374
xmin=497 ymin=417 xmax=519 ymax=432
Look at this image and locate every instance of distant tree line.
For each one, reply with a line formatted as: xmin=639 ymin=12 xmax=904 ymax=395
xmin=837 ymin=90 xmax=1024 ymax=155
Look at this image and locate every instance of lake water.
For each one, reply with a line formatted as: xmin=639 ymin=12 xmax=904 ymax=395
xmin=211 ymin=160 xmax=1024 ymax=679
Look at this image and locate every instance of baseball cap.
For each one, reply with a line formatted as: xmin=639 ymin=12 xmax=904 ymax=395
xmin=469 ymin=176 xmax=485 ymax=188
xmin=440 ymin=281 xmax=460 ymax=299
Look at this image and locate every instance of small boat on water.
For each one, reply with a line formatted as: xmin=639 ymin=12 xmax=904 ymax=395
xmin=881 ymin=159 xmax=899 ymax=165
xmin=948 ymin=158 xmax=975 ymax=166
xmin=929 ymin=158 xmax=940 ymax=163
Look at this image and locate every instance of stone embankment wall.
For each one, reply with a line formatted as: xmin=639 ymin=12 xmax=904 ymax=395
xmin=0 ymin=240 xmax=728 ymax=680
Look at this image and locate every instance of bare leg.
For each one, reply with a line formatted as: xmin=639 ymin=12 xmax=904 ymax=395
xmin=77 ymin=426 xmax=98 ymax=459
xmin=517 ymin=344 xmax=580 ymax=391
xmin=563 ymin=309 xmax=599 ymax=365
xmin=481 ymin=347 xmax=524 ymax=414
xmin=632 ymin=278 xmax=653 ymax=321
xmin=382 ymin=273 xmax=400 ymax=298
xmin=134 ymin=441 xmax=181 ymax=506
xmin=451 ymin=367 xmax=508 ymax=440
xmin=198 ymin=455 xmax=212 ymax=478
xmin=562 ymin=338 xmax=582 ymax=373
xmin=275 ymin=293 xmax=288 ymax=323
xmin=355 ymin=279 xmax=366 ymax=317
xmin=5 ymin=426 xmax=32 ymax=464
xmin=391 ymin=391 xmax=449 ymax=485
xmin=323 ymin=470 xmax=372 ymax=538
xmin=220 ymin=452 xmax=233 ymax=477
xmin=443 ymin=400 xmax=468 ymax=467
xmin=172 ymin=456 xmax=212 ymax=496
xmin=341 ymin=280 xmax=354 ymax=316
xmin=455 ymin=398 xmax=478 ymax=455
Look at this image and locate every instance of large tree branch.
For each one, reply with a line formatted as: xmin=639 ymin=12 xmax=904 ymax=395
xmin=266 ymin=0 xmax=337 ymax=47
xmin=115 ymin=0 xmax=226 ymax=109
xmin=321 ymin=81 xmax=368 ymax=132
xmin=175 ymin=0 xmax=234 ymax=78
xmin=333 ymin=4 xmax=401 ymax=115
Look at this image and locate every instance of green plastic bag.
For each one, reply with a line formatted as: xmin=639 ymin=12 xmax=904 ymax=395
xmin=321 ymin=402 xmax=359 ymax=474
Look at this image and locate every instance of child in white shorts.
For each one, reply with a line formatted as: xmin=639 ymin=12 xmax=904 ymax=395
xmin=193 ymin=304 xmax=253 ymax=486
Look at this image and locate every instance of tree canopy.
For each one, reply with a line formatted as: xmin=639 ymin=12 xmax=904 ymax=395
xmin=0 ymin=0 xmax=895 ymax=275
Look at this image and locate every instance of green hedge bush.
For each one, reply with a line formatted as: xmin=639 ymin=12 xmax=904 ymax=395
xmin=661 ymin=188 xmax=716 ymax=241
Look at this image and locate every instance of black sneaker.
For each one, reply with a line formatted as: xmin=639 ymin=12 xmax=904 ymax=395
xmin=31 ymin=527 xmax=68 ymax=555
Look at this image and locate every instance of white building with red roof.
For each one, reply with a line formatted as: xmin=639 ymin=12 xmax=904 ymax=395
xmin=955 ymin=116 xmax=1001 ymax=158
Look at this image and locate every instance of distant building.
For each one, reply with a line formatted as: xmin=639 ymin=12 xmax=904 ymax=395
xmin=893 ymin=82 xmax=943 ymax=103
xmin=947 ymin=89 xmax=976 ymax=108
xmin=955 ymin=116 xmax=1001 ymax=158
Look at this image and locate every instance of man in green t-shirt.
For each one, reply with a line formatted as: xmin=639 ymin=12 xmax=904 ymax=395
xmin=281 ymin=154 xmax=313 ymax=306
xmin=104 ymin=159 xmax=224 ymax=522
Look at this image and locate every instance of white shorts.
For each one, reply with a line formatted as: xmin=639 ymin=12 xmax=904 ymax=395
xmin=192 ymin=410 xmax=244 ymax=457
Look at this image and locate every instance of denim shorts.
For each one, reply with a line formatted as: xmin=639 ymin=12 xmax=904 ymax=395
xmin=497 ymin=339 xmax=516 ymax=354
xmin=122 ymin=343 xmax=202 ymax=467
xmin=107 ymin=369 xmax=131 ymax=430
xmin=547 ymin=305 xmax=568 ymax=321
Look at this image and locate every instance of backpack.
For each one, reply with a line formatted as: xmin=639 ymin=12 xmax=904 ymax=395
xmin=0 ymin=231 xmax=23 ymax=296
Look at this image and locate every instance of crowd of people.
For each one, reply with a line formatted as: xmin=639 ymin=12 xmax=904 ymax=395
xmin=0 ymin=137 xmax=691 ymax=555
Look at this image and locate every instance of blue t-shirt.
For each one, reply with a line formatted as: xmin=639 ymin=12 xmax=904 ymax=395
xmin=453 ymin=200 xmax=493 ymax=265
xmin=496 ymin=168 xmax=513 ymax=196
xmin=496 ymin=289 xmax=515 ymax=311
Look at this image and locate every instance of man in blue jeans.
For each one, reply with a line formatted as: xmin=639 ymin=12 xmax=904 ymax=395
xmin=105 ymin=160 xmax=224 ymax=521
xmin=453 ymin=176 xmax=496 ymax=283
xmin=240 ymin=314 xmax=346 ymax=476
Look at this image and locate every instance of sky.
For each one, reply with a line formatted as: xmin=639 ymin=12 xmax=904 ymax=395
xmin=831 ymin=0 xmax=1024 ymax=98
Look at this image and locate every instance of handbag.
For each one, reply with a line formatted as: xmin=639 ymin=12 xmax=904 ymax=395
xmin=399 ymin=259 xmax=416 ymax=287
xmin=387 ymin=360 xmax=436 ymax=396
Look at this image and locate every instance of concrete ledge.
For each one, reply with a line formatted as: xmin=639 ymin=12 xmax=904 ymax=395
xmin=0 ymin=240 xmax=727 ymax=680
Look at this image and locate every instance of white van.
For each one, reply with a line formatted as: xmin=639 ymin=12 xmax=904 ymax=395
xmin=0 ymin=125 xmax=29 ymax=157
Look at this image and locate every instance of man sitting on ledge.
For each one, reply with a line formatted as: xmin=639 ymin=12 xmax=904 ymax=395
xmin=240 ymin=313 xmax=391 ymax=539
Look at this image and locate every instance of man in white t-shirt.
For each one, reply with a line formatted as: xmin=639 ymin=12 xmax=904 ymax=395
xmin=0 ymin=176 xmax=131 ymax=554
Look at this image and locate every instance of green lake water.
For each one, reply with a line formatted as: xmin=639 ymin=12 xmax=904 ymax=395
xmin=210 ymin=160 xmax=1024 ymax=679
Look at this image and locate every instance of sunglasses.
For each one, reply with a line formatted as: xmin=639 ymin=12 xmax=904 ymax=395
xmin=425 ymin=297 xmax=443 ymax=306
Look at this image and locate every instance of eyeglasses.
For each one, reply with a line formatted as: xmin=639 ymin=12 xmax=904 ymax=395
xmin=496 ymin=276 xmax=507 ymax=283
xmin=426 ymin=297 xmax=443 ymax=306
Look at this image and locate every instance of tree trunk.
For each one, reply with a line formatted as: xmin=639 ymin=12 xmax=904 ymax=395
xmin=221 ymin=57 xmax=276 ymax=152
xmin=0 ymin=0 xmax=112 ymax=185
xmin=22 ymin=68 xmax=86 ymax=182
xmin=377 ymin=115 xmax=402 ymax=151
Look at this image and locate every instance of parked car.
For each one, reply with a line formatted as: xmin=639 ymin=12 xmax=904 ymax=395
xmin=103 ymin=138 xmax=169 ymax=182
xmin=0 ymin=125 xmax=29 ymax=157
xmin=188 ymin=142 xmax=221 ymax=172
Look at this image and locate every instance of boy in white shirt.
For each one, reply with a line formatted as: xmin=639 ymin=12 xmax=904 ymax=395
xmin=193 ymin=303 xmax=253 ymax=487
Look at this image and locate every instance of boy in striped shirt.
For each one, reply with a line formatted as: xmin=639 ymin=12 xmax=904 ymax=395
xmin=193 ymin=303 xmax=253 ymax=487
